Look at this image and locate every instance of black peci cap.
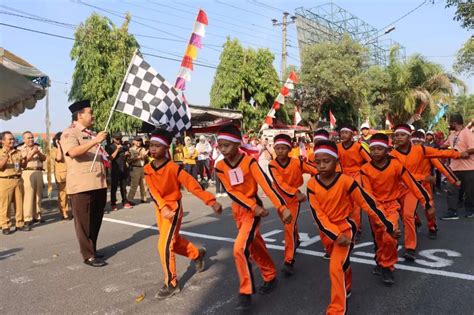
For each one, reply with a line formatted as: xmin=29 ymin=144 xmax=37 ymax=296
xmin=68 ymin=100 xmax=91 ymax=113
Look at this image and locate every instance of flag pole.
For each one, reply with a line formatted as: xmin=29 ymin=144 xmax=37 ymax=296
xmin=90 ymin=48 xmax=138 ymax=172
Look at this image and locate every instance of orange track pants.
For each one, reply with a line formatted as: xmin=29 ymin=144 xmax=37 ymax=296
xmin=326 ymin=219 xmax=356 ymax=315
xmin=156 ymin=201 xmax=200 ymax=287
xmin=421 ymin=182 xmax=437 ymax=232
xmin=369 ymin=200 xmax=399 ymax=271
xmin=399 ymin=191 xmax=418 ymax=250
xmin=282 ymin=199 xmax=301 ymax=264
xmin=232 ymin=203 xmax=276 ymax=295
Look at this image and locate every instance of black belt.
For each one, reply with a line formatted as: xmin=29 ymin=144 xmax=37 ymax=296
xmin=0 ymin=175 xmax=21 ymax=179
xmin=24 ymin=167 xmax=43 ymax=171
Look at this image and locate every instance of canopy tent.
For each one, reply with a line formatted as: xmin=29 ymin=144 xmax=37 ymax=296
xmin=0 ymin=47 xmax=49 ymax=120
xmin=140 ymin=104 xmax=243 ymax=134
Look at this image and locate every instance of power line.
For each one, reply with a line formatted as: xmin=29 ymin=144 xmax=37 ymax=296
xmin=214 ymin=0 xmax=275 ymax=20
xmin=0 ymin=22 xmax=75 ymax=40
xmin=380 ymin=0 xmax=429 ymax=31
xmin=247 ymin=0 xmax=285 ymax=13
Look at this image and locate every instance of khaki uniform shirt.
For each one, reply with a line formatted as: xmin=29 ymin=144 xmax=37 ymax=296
xmin=51 ymin=147 xmax=67 ymax=183
xmin=129 ymin=147 xmax=145 ymax=167
xmin=61 ymin=122 xmax=107 ymax=194
xmin=20 ymin=144 xmax=44 ymax=170
xmin=0 ymin=148 xmax=23 ymax=177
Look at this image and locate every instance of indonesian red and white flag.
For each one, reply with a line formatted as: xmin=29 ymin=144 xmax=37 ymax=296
xmin=329 ymin=109 xmax=336 ymax=129
xmin=260 ymin=71 xmax=298 ymax=131
xmin=294 ymin=106 xmax=302 ymax=125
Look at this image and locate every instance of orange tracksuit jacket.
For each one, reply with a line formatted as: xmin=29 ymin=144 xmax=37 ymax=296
xmin=268 ymin=158 xmax=318 ymax=264
xmin=144 ymin=160 xmax=216 ymax=287
xmin=214 ymin=155 xmax=287 ymax=295
xmin=360 ymin=158 xmax=432 ymax=270
xmin=390 ymin=145 xmax=460 ymax=249
xmin=307 ymin=173 xmax=394 ymax=315
xmin=337 ymin=141 xmax=371 ymax=230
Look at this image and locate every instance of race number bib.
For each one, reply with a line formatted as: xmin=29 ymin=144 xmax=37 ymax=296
xmin=228 ymin=167 xmax=244 ymax=186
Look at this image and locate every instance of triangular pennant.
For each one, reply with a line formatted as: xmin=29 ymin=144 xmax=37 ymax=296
xmin=275 ymin=93 xmax=285 ymax=104
xmin=184 ymin=45 xmax=198 ymax=60
xmin=181 ymin=56 xmax=194 ymax=70
xmin=189 ymin=33 xmax=203 ymax=49
xmin=197 ymin=9 xmax=208 ymax=25
xmin=192 ymin=21 xmax=206 ymax=37
xmin=280 ymin=86 xmax=289 ymax=96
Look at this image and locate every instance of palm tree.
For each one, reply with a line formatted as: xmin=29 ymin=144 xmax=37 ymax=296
xmin=384 ymin=46 xmax=466 ymax=125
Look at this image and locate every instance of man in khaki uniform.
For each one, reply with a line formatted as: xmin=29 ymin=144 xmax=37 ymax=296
xmin=20 ymin=131 xmax=46 ymax=224
xmin=51 ymin=132 xmax=71 ymax=220
xmin=61 ymin=100 xmax=108 ymax=267
xmin=127 ymin=136 xmax=148 ymax=204
xmin=0 ymin=131 xmax=30 ymax=235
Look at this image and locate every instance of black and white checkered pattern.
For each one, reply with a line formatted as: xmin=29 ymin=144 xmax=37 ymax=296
xmin=115 ymin=53 xmax=191 ymax=134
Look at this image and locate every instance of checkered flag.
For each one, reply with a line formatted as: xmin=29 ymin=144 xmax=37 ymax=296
xmin=115 ymin=52 xmax=191 ymax=134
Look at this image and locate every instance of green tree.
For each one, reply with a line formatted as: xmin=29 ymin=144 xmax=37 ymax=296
xmin=371 ymin=46 xmax=466 ymax=125
xmin=445 ymin=0 xmax=474 ymax=29
xmin=69 ymin=13 xmax=140 ymax=132
xmin=451 ymin=94 xmax=474 ymax=118
xmin=210 ymin=38 xmax=281 ymax=130
xmin=454 ymin=37 xmax=474 ymax=77
xmin=299 ymin=34 xmax=369 ymax=129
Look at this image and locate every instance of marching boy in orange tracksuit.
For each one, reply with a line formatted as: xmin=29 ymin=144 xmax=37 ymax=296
xmin=336 ymin=124 xmax=372 ymax=239
xmin=307 ymin=140 xmax=399 ymax=315
xmin=360 ymin=133 xmax=433 ymax=285
xmin=267 ymin=133 xmax=318 ymax=275
xmin=410 ymin=131 xmax=460 ymax=239
xmin=390 ymin=124 xmax=470 ymax=261
xmin=144 ymin=128 xmax=222 ymax=299
xmin=213 ymin=124 xmax=293 ymax=310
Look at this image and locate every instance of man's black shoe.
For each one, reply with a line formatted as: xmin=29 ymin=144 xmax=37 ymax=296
xmin=281 ymin=262 xmax=294 ymax=276
xmin=235 ymin=294 xmax=252 ymax=310
xmin=195 ymin=247 xmax=207 ymax=272
xmin=84 ymin=257 xmax=107 ymax=267
xmin=440 ymin=213 xmax=459 ymax=220
xmin=155 ymin=284 xmax=180 ymax=299
xmin=403 ymin=249 xmax=416 ymax=262
xmin=428 ymin=230 xmax=437 ymax=240
xmin=18 ymin=225 xmax=31 ymax=232
xmin=257 ymin=278 xmax=278 ymax=295
xmin=381 ymin=267 xmax=395 ymax=285
xmin=2 ymin=228 xmax=10 ymax=235
xmin=95 ymin=252 xmax=105 ymax=259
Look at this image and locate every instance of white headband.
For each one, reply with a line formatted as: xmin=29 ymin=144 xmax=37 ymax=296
xmin=314 ymin=135 xmax=329 ymax=140
xmin=340 ymin=128 xmax=353 ymax=133
xmin=274 ymin=140 xmax=291 ymax=147
xmin=150 ymin=136 xmax=169 ymax=146
xmin=411 ymin=137 xmax=424 ymax=143
xmin=314 ymin=148 xmax=338 ymax=158
xmin=217 ymin=134 xmax=241 ymax=143
xmin=394 ymin=128 xmax=412 ymax=136
xmin=369 ymin=141 xmax=389 ymax=148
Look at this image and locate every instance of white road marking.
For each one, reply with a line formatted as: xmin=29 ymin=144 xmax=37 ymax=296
xmin=298 ymin=233 xmax=321 ymax=247
xmin=103 ymin=218 xmax=474 ymax=281
xmin=103 ymin=284 xmax=120 ymax=293
xmin=262 ymin=229 xmax=283 ymax=242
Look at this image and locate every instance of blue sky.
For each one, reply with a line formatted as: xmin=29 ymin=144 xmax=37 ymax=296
xmin=1 ymin=0 xmax=472 ymax=133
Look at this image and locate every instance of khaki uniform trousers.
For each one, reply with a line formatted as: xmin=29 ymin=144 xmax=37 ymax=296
xmin=0 ymin=178 xmax=24 ymax=229
xmin=56 ymin=181 xmax=68 ymax=218
xmin=22 ymin=170 xmax=44 ymax=222
xmin=128 ymin=166 xmax=146 ymax=201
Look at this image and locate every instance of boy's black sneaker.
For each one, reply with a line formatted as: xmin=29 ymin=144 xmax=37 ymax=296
xmin=381 ymin=267 xmax=395 ymax=285
xmin=2 ymin=228 xmax=10 ymax=235
xmin=235 ymin=294 xmax=252 ymax=310
xmin=281 ymin=262 xmax=294 ymax=276
xmin=195 ymin=247 xmax=207 ymax=272
xmin=428 ymin=230 xmax=437 ymax=240
xmin=257 ymin=278 xmax=278 ymax=295
xmin=465 ymin=213 xmax=474 ymax=219
xmin=372 ymin=265 xmax=382 ymax=276
xmin=440 ymin=213 xmax=459 ymax=220
xmin=155 ymin=284 xmax=180 ymax=299
xmin=403 ymin=249 xmax=416 ymax=262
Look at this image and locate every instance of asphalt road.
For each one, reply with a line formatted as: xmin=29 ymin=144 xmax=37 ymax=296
xmin=1 ymin=181 xmax=473 ymax=314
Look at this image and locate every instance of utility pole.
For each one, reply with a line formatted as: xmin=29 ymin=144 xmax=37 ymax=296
xmin=272 ymin=12 xmax=296 ymax=80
